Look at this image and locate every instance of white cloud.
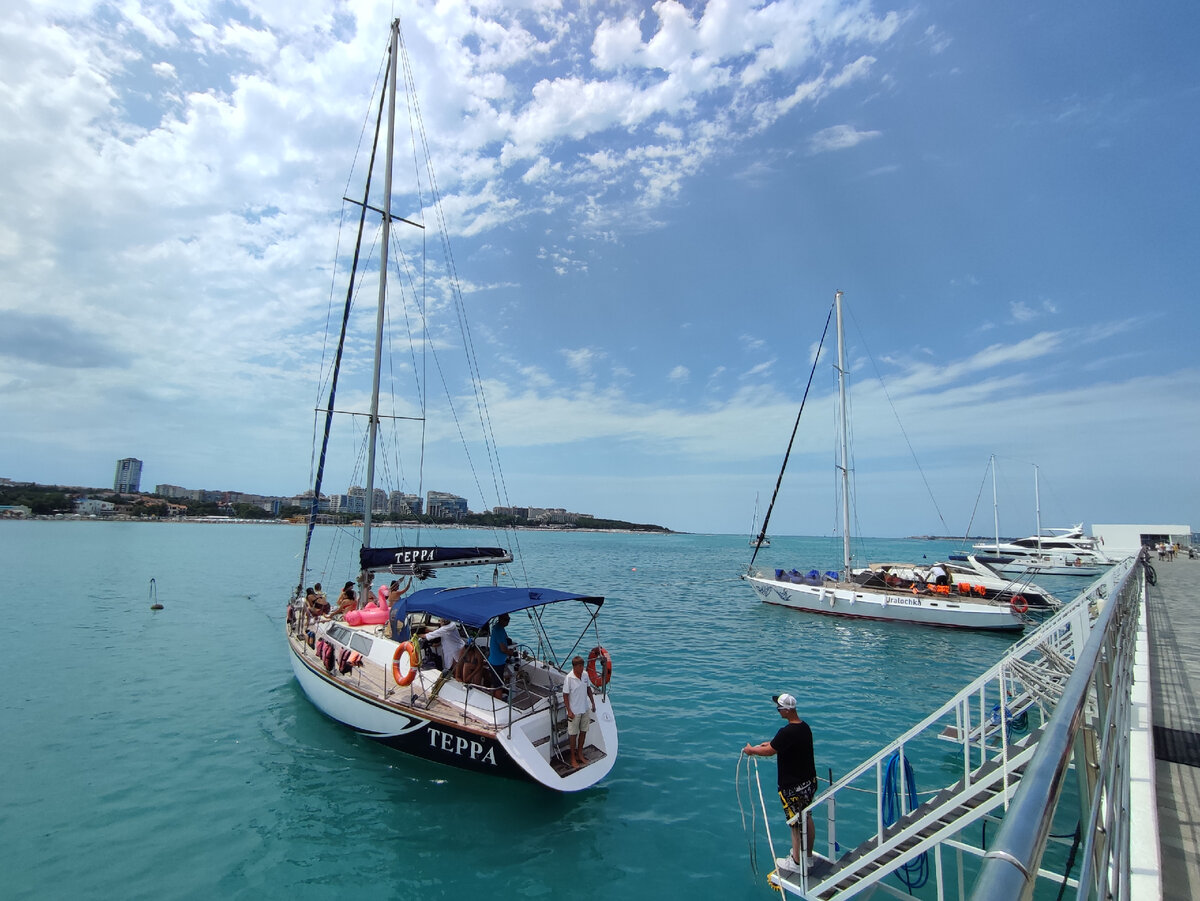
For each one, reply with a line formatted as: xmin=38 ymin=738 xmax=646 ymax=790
xmin=563 ymin=347 xmax=604 ymax=375
xmin=808 ymin=123 xmax=881 ymax=154
xmin=592 ymin=14 xmax=644 ymax=70
xmin=1010 ymin=299 xmax=1059 ymax=322
xmin=922 ymin=24 xmax=952 ymax=55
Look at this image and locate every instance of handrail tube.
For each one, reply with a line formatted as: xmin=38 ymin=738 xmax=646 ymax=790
xmin=969 ymin=565 xmax=1135 ymax=901
xmin=1075 ymin=592 xmax=1139 ymax=896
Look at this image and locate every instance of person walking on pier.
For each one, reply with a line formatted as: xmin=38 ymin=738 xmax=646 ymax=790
xmin=743 ymin=692 xmax=818 ymax=875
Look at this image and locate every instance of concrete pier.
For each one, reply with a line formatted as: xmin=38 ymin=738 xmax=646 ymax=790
xmin=1145 ymin=555 xmax=1200 ymax=898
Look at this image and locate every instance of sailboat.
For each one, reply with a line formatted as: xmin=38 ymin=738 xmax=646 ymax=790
xmin=283 ymin=20 xmax=617 ymax=791
xmin=743 ymin=292 xmax=1026 ymax=631
xmin=749 ymin=493 xmax=771 ymax=547
xmin=950 ymin=459 xmax=1113 ymax=577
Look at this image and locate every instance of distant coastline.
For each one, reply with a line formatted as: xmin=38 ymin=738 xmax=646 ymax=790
xmin=1 ymin=480 xmax=674 ymax=534
xmin=6 ymin=512 xmax=675 ymax=535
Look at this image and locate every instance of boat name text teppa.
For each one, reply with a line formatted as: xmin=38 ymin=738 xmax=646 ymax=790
xmin=393 ymin=549 xmax=438 ymax=564
xmin=427 ymin=727 xmax=498 ymax=765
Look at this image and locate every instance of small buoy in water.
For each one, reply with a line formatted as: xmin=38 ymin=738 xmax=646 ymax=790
xmin=149 ymin=578 xmax=163 ymax=611
xmin=631 ymin=567 xmax=637 ymax=572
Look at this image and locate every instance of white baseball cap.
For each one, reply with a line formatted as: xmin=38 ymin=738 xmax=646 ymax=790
xmin=773 ymin=693 xmax=797 ymax=710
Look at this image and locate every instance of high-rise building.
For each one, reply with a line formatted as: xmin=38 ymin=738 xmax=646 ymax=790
xmin=114 ymin=458 xmax=143 ymax=493
xmin=426 ymin=490 xmax=468 ymax=519
xmin=389 ymin=491 xmax=422 ymax=515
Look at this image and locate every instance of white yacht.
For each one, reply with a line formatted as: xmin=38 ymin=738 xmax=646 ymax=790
xmin=964 ymin=526 xmax=1114 ymax=577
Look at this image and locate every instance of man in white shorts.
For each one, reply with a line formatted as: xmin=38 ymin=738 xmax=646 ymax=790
xmin=563 ymin=655 xmax=596 ymax=769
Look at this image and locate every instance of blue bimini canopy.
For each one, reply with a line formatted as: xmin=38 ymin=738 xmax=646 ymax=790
xmin=393 ymin=586 xmax=603 ymax=630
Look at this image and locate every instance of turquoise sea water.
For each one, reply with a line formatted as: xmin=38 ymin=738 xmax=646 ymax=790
xmin=0 ymin=522 xmax=1079 ymax=900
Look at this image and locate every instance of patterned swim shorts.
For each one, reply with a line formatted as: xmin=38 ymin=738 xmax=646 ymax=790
xmin=779 ymin=778 xmax=818 ymax=826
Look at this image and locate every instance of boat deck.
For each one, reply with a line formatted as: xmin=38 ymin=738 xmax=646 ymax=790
xmin=290 ymin=632 xmax=545 ymax=732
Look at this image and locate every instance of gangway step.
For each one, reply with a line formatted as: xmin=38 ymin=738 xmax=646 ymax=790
xmin=811 ymin=730 xmax=1042 ymax=899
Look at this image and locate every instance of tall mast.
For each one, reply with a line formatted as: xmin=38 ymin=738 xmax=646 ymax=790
xmin=362 ymin=19 xmax=399 ymax=551
xmin=991 ymin=454 xmax=1000 ymax=554
xmin=835 ymin=290 xmax=851 ymax=573
xmin=1034 ymin=463 xmax=1042 ymax=555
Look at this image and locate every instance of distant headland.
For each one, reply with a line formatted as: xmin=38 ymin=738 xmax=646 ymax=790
xmin=0 ymin=479 xmax=673 ymax=534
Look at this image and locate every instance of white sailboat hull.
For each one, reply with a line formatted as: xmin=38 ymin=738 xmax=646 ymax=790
xmin=288 ymin=634 xmax=617 ymax=791
xmin=745 ymin=574 xmax=1025 ymax=631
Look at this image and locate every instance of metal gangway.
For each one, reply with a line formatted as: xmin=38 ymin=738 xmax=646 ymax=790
xmin=760 ymin=555 xmax=1145 ymax=900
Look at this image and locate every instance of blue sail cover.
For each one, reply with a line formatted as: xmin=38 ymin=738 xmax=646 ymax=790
xmin=393 ymin=586 xmax=603 ymax=630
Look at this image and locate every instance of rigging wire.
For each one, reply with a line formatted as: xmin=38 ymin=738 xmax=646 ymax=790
xmin=298 ymin=53 xmax=389 ymax=595
xmin=395 ymin=19 xmax=527 ymax=584
xmin=749 ymin=303 xmax=835 ymax=569
xmin=841 ymin=348 xmax=865 ymax=567
xmin=302 ymin=20 xmax=531 ymax=590
xmin=959 ymin=457 xmax=994 ymax=547
xmin=307 ymin=44 xmax=390 ymax=505
xmin=843 ymin=304 xmax=950 ymax=537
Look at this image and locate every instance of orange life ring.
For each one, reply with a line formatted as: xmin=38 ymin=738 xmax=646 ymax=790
xmin=392 ymin=641 xmax=419 ymax=686
xmin=1010 ymin=595 xmax=1029 ymax=615
xmin=911 ymin=584 xmax=919 ymax=595
xmin=586 ymin=646 xmax=612 ymax=687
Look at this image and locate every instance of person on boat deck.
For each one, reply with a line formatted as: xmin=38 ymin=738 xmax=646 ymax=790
xmin=387 ymin=576 xmax=413 ymax=605
xmin=458 ymin=643 xmax=487 ymax=688
xmin=425 ymin=620 xmax=467 ymax=677
xmin=563 ymin=655 xmax=596 ymax=769
xmin=378 ymin=579 xmax=395 ymax=606
xmin=305 ymin=587 xmax=330 ymax=617
xmin=486 ymin=613 xmax=517 ymax=697
xmin=334 ymin=582 xmax=357 ymax=617
xmin=743 ymin=693 xmax=818 ymax=876
xmin=928 ymin=564 xmax=949 ymax=586
xmin=313 ymin=583 xmax=327 ymax=602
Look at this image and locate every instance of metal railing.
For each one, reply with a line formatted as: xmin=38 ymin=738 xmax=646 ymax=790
xmin=971 ymin=559 xmax=1145 ymax=901
xmin=762 ymin=557 xmax=1139 ymax=901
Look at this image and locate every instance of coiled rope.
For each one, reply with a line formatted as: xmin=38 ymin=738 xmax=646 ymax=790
xmin=881 ymin=750 xmax=929 ymax=892
xmin=736 ymin=753 xmax=777 ymax=878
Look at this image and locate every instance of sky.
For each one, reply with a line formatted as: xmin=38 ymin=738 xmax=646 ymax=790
xmin=2 ymin=0 xmax=1198 ymax=538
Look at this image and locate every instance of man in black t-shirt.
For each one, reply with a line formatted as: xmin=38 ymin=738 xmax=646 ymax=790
xmin=743 ymin=692 xmax=817 ymax=875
